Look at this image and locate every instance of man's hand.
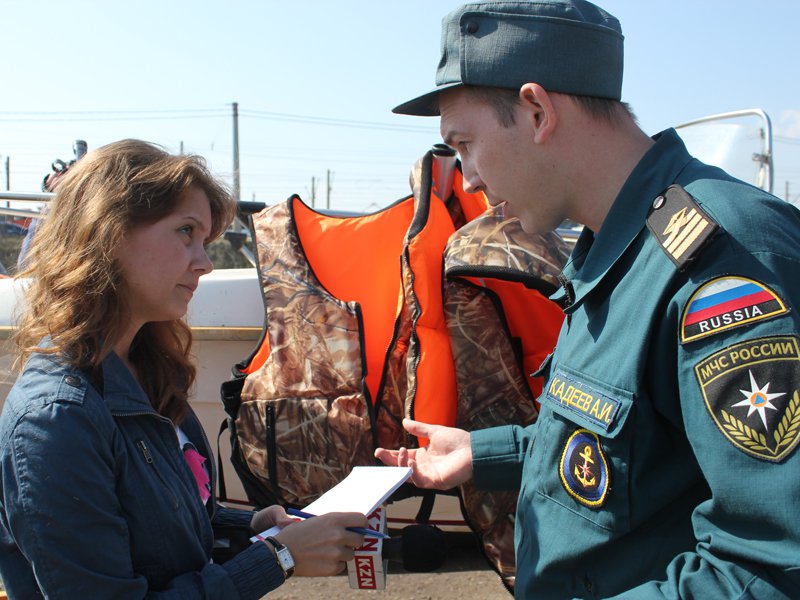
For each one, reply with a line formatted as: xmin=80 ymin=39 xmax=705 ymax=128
xmin=374 ymin=419 xmax=473 ymax=490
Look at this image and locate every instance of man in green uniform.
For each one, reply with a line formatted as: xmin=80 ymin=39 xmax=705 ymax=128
xmin=375 ymin=1 xmax=800 ymax=597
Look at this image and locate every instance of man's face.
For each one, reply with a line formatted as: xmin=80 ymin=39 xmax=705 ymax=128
xmin=439 ymin=87 xmax=565 ymax=234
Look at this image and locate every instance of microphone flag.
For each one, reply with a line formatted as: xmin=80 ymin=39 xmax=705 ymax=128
xmin=347 ymin=506 xmax=387 ymax=590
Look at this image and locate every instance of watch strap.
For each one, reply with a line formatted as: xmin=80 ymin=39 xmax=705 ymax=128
xmin=263 ymin=535 xmax=295 ymax=579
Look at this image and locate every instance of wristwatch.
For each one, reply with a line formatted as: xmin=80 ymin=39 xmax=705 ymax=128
xmin=264 ymin=536 xmax=295 ymax=579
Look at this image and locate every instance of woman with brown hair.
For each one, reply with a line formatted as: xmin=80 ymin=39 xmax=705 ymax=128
xmin=0 ymin=139 xmax=366 ymax=599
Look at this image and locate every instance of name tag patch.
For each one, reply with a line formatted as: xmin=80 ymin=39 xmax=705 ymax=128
xmin=559 ymin=429 xmax=610 ymax=508
xmin=694 ymin=335 xmax=800 ymax=462
xmin=545 ymin=370 xmax=621 ymax=431
xmin=681 ymin=276 xmax=788 ymax=343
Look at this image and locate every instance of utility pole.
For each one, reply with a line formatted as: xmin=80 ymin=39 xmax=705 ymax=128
xmin=326 ymin=169 xmax=333 ymax=209
xmin=3 ymin=156 xmax=8 ymax=207
xmin=232 ymin=102 xmax=240 ymax=203
xmin=310 ymin=176 xmax=317 ymax=208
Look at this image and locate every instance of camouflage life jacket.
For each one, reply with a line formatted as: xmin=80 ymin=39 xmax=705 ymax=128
xmin=442 ymin=183 xmax=568 ymax=590
xmin=220 ymin=151 xmax=568 ymax=591
xmin=221 ymin=151 xmax=488 ymax=508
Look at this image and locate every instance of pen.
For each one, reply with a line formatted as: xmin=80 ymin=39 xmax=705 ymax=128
xmin=287 ymin=508 xmax=390 ymax=539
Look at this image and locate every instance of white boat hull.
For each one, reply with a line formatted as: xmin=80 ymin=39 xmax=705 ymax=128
xmin=0 ymin=270 xmax=466 ymax=528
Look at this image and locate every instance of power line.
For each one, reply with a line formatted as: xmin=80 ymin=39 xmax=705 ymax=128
xmin=0 ymin=108 xmax=228 ymax=125
xmin=0 ymin=106 xmax=438 ymax=134
xmin=0 ymin=108 xmax=226 ymax=117
xmin=241 ymin=109 xmax=437 ymax=133
xmin=774 ymin=135 xmax=800 ymax=145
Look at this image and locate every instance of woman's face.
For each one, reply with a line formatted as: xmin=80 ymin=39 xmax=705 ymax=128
xmin=117 ymin=185 xmax=214 ymax=330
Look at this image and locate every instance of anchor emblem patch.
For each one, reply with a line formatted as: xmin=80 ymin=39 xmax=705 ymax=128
xmin=559 ymin=429 xmax=610 ymax=508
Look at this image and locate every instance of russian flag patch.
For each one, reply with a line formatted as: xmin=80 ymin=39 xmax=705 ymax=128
xmin=681 ymin=276 xmax=788 ymax=343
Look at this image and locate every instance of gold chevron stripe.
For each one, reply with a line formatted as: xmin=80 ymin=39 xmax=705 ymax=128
xmin=665 ymin=209 xmax=700 ymax=254
xmin=670 ymin=217 xmax=710 ymax=260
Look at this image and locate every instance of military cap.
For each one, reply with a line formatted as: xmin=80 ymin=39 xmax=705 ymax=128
xmin=394 ymin=0 xmax=624 ymax=116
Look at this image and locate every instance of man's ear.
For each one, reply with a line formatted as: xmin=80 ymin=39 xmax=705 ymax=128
xmin=518 ymin=83 xmax=557 ymax=144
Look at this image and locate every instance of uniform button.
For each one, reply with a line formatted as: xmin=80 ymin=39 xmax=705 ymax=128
xmin=652 ymin=195 xmax=665 ymax=209
xmin=64 ymin=375 xmax=81 ymax=387
xmin=465 ymin=21 xmax=479 ymax=34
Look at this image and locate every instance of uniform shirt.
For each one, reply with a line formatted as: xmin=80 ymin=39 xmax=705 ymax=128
xmin=472 ymin=129 xmax=800 ymax=599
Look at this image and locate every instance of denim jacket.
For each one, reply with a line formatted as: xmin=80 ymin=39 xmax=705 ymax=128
xmin=0 ymin=350 xmax=285 ymax=599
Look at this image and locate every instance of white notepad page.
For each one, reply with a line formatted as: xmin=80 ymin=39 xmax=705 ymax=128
xmin=250 ymin=466 xmax=412 ymax=542
xmin=304 ymin=466 xmax=412 ymax=516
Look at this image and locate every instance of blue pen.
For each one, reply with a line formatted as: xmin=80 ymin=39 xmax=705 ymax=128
xmin=287 ymin=508 xmax=390 ymax=539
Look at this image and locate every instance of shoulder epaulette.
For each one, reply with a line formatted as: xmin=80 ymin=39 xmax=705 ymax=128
xmin=646 ymin=184 xmax=719 ymax=269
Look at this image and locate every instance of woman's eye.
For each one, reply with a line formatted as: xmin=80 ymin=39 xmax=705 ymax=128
xmin=180 ymin=225 xmax=193 ymax=236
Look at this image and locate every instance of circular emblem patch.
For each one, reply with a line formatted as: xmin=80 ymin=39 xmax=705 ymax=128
xmin=694 ymin=335 xmax=800 ymax=462
xmin=559 ymin=429 xmax=610 ymax=508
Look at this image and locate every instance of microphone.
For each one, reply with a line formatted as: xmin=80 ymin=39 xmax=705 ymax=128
xmin=347 ymin=507 xmax=448 ymax=590
xmin=347 ymin=507 xmax=387 ymax=590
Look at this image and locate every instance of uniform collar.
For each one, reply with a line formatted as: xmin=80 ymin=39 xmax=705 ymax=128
xmin=554 ymin=128 xmax=694 ymax=311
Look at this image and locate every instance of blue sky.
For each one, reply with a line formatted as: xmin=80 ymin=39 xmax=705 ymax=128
xmin=2 ymin=0 xmax=799 ymax=212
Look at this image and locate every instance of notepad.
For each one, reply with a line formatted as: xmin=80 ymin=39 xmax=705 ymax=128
xmin=303 ymin=466 xmax=412 ymax=516
xmin=250 ymin=466 xmax=412 ymax=542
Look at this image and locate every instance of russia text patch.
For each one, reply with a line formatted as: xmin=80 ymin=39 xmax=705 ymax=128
xmin=694 ymin=335 xmax=800 ymax=462
xmin=559 ymin=429 xmax=610 ymax=508
xmin=545 ymin=370 xmax=621 ymax=431
xmin=681 ymin=276 xmax=788 ymax=343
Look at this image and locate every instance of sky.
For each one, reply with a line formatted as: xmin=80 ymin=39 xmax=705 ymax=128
xmin=2 ymin=0 xmax=799 ymax=213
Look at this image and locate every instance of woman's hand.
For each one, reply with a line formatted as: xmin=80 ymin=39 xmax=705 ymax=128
xmin=274 ymin=512 xmax=368 ymax=576
xmin=250 ymin=505 xmax=297 ymax=534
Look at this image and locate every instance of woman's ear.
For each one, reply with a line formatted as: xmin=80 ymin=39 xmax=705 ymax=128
xmin=518 ymin=83 xmax=557 ymax=144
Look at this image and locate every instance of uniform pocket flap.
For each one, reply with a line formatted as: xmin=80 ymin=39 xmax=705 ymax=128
xmin=540 ymin=366 xmax=633 ymax=438
xmin=530 ymin=352 xmax=553 ymax=379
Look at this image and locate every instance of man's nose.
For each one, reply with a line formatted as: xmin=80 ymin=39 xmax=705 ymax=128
xmin=461 ymin=171 xmax=484 ymax=195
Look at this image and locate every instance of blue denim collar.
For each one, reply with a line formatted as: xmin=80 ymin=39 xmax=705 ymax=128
xmin=99 ymin=351 xmax=156 ymax=415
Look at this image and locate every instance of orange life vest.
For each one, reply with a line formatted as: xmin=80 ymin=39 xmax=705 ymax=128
xmin=220 ymin=150 xmax=568 ymax=591
xmin=227 ymin=151 xmax=487 ymax=507
xmin=442 ymin=190 xmax=568 ymax=590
